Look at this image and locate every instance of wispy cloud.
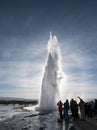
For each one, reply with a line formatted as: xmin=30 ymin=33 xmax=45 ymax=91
xmin=0 ymin=90 xmax=40 ymax=99
xmin=59 ymin=34 xmax=97 ymax=99
xmin=0 ymin=61 xmax=43 ymax=86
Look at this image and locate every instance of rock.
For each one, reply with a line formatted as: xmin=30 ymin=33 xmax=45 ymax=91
xmin=39 ymin=127 xmax=44 ymax=130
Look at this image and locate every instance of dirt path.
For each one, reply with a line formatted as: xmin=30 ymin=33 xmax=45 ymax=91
xmin=72 ymin=118 xmax=97 ymax=130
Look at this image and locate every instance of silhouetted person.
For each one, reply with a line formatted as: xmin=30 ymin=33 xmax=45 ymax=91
xmin=94 ymin=99 xmax=97 ymax=116
xmin=64 ymin=99 xmax=69 ymax=121
xmin=73 ymin=100 xmax=79 ymax=120
xmin=70 ymin=99 xmax=75 ymax=120
xmin=89 ymin=101 xmax=95 ymax=118
xmin=78 ymin=96 xmax=85 ymax=120
xmin=70 ymin=99 xmax=79 ymax=121
xmin=57 ymin=100 xmax=63 ymax=121
xmin=85 ymin=102 xmax=90 ymax=117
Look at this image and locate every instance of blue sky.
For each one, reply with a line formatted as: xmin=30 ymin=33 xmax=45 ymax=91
xmin=0 ymin=0 xmax=97 ymax=100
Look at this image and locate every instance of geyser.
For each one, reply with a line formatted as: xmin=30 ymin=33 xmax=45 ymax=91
xmin=39 ymin=33 xmax=64 ymax=110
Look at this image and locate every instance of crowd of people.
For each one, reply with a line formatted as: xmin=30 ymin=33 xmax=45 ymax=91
xmin=57 ymin=96 xmax=97 ymax=122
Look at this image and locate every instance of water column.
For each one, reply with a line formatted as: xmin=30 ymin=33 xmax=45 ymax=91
xmin=39 ymin=33 xmax=63 ymax=110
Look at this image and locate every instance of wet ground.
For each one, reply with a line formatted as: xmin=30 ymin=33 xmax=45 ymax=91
xmin=0 ymin=110 xmax=97 ymax=130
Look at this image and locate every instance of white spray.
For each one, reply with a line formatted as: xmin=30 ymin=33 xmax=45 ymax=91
xmin=39 ymin=33 xmax=64 ymax=110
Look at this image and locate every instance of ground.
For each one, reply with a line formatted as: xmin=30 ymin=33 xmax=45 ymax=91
xmin=0 ymin=110 xmax=97 ymax=130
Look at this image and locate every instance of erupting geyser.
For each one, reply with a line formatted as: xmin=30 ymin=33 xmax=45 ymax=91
xmin=39 ymin=33 xmax=64 ymax=110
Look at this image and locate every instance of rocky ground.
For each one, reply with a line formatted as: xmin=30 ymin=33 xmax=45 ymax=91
xmin=72 ymin=117 xmax=97 ymax=130
xmin=0 ymin=110 xmax=97 ymax=130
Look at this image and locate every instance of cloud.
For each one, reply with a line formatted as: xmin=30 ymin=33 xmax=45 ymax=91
xmin=0 ymin=61 xmax=43 ymax=88
xmin=0 ymin=30 xmax=97 ymax=99
xmin=0 ymin=35 xmax=47 ymax=61
xmin=0 ymin=90 xmax=40 ymax=99
xmin=0 ymin=34 xmax=49 ymax=99
xmin=58 ymin=34 xmax=97 ymax=99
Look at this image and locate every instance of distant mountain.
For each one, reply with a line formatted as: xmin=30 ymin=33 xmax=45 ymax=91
xmin=0 ymin=97 xmax=38 ymax=101
xmin=0 ymin=97 xmax=30 ymax=101
xmin=0 ymin=97 xmax=23 ymax=100
xmin=0 ymin=97 xmax=38 ymax=105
